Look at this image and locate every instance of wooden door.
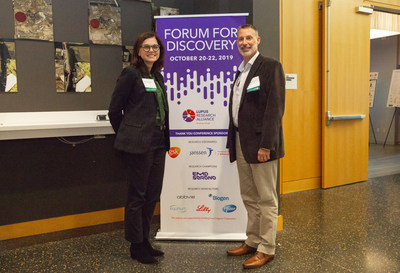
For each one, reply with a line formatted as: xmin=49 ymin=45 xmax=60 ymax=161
xmin=322 ymin=0 xmax=370 ymax=188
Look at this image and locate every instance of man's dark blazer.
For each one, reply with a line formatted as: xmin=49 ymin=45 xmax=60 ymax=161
xmin=108 ymin=66 xmax=170 ymax=154
xmin=227 ymin=54 xmax=285 ymax=164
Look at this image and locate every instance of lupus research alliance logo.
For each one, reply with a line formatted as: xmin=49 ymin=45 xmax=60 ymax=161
xmin=182 ymin=109 xmax=217 ymax=123
xmin=168 ymin=147 xmax=181 ymax=158
xmin=182 ymin=109 xmax=196 ymax=122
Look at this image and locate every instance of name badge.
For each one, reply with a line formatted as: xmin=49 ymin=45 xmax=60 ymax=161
xmin=247 ymin=76 xmax=260 ymax=93
xmin=142 ymin=78 xmax=157 ymax=92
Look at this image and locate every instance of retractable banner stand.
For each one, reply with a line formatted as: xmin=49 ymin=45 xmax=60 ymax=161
xmin=155 ymin=14 xmax=248 ymax=240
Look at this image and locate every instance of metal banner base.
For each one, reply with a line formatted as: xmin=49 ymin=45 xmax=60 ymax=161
xmin=155 ymin=232 xmax=246 ymax=241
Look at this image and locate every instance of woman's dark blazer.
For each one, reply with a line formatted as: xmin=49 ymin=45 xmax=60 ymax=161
xmin=108 ymin=66 xmax=170 ymax=154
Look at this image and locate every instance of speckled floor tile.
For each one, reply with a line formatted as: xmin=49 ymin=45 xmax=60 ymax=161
xmin=279 ymin=174 xmax=400 ymax=273
xmin=1 ymin=174 xmax=399 ymax=272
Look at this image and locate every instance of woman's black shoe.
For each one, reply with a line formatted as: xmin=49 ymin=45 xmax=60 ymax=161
xmin=130 ymin=243 xmax=157 ymax=264
xmin=143 ymin=239 xmax=164 ymax=256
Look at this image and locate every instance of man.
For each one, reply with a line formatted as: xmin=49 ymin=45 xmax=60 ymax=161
xmin=226 ymin=24 xmax=285 ymax=269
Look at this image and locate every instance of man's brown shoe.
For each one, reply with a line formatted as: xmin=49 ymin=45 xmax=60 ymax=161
xmin=227 ymin=243 xmax=257 ymax=256
xmin=242 ymin=251 xmax=274 ymax=269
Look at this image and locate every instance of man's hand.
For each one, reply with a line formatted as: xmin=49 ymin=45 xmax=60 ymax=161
xmin=258 ymin=148 xmax=270 ymax=162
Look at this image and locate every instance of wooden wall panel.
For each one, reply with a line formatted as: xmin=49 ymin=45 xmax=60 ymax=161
xmin=281 ymin=0 xmax=322 ymax=193
xmin=365 ymin=0 xmax=400 ymax=9
xmin=371 ymin=11 xmax=400 ymax=32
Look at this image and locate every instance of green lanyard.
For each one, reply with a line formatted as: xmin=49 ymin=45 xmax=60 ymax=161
xmin=150 ymin=74 xmax=168 ymax=126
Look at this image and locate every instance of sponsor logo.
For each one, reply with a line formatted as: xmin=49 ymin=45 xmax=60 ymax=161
xmin=181 ymin=109 xmax=217 ymax=124
xmin=196 ymin=110 xmax=216 ymax=122
xmin=183 ymin=109 xmax=196 ymax=122
xmin=188 ymin=165 xmax=217 ymax=168
xmin=208 ymin=194 xmax=229 ymax=201
xmin=189 ymin=150 xmax=206 ymax=156
xmin=189 ymin=147 xmax=214 ymax=157
xmin=192 ymin=172 xmax=216 ymax=180
xmin=168 ymin=147 xmax=181 ymax=158
xmin=217 ymin=150 xmax=229 ymax=156
xmin=188 ymin=187 xmax=219 ymax=191
xmin=196 ymin=205 xmax=211 ymax=213
xmin=222 ymin=204 xmax=237 ymax=213
xmin=177 ymin=195 xmax=195 ymax=199
xmin=188 ymin=140 xmax=217 ymax=144
xmin=170 ymin=205 xmax=187 ymax=213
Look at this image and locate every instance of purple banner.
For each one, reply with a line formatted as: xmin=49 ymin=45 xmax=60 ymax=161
xmin=155 ymin=14 xmax=248 ymax=241
xmin=156 ymin=15 xmax=245 ymax=108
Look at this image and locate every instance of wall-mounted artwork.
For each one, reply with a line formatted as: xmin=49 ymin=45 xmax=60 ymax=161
xmin=13 ymin=0 xmax=54 ymax=41
xmin=55 ymin=42 xmax=91 ymax=93
xmin=89 ymin=0 xmax=122 ymax=45
xmin=0 ymin=39 xmax=17 ymax=93
xmin=160 ymin=6 xmax=179 ymax=16
xmin=122 ymin=45 xmax=133 ymax=68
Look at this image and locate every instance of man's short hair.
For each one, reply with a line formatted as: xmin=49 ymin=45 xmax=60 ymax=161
xmin=238 ymin=24 xmax=259 ymax=37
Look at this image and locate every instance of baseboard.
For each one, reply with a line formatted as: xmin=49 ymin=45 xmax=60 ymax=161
xmin=0 ymin=207 xmax=125 ymax=241
xmin=0 ymin=203 xmax=281 ymax=241
xmin=277 ymin=215 xmax=283 ymax=231
xmin=282 ymin=177 xmax=321 ymax=194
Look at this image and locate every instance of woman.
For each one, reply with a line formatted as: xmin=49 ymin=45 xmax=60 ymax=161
xmin=108 ymin=32 xmax=169 ymax=264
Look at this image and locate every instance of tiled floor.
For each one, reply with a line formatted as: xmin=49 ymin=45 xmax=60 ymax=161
xmin=1 ymin=146 xmax=400 ymax=272
xmin=369 ymin=144 xmax=400 ymax=178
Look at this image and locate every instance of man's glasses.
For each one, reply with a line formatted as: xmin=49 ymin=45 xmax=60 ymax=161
xmin=141 ymin=44 xmax=160 ymax=52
